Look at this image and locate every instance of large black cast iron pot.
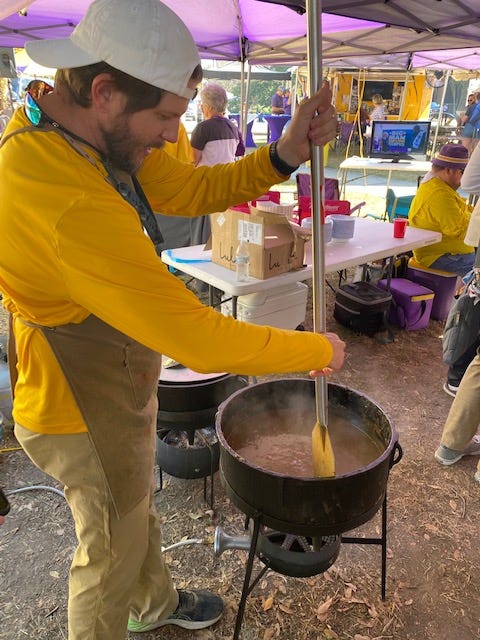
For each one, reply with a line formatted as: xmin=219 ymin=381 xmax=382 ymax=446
xmin=157 ymin=372 xmax=248 ymax=429
xmin=156 ymin=428 xmax=219 ymax=479
xmin=216 ymin=379 xmax=401 ymax=537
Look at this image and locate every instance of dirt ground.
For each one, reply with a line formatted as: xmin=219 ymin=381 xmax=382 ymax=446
xmin=1 ymin=267 xmax=479 ymax=640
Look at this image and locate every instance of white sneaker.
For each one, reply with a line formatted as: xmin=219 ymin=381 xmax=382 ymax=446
xmin=443 ymin=382 xmax=459 ymax=398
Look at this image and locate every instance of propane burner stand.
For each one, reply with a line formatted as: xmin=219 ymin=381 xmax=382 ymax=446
xmin=226 ymin=495 xmax=389 ymax=640
xmin=156 ymin=425 xmax=219 ymax=510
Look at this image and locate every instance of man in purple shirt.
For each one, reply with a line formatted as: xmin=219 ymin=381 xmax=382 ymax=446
xmin=271 ymin=86 xmax=285 ymax=114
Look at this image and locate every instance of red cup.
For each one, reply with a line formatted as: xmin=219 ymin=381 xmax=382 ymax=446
xmin=393 ymin=218 xmax=408 ymax=238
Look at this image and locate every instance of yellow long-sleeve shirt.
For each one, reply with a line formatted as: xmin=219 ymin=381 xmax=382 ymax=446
xmin=408 ymin=176 xmax=474 ymax=267
xmin=0 ymin=108 xmax=333 ymax=434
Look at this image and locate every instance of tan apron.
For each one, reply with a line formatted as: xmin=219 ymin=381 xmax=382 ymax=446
xmin=19 ymin=314 xmax=161 ymax=518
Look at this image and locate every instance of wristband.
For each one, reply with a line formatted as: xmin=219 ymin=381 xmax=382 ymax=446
xmin=269 ymin=140 xmax=299 ymax=176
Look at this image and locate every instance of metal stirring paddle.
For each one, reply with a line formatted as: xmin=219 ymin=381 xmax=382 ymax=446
xmin=307 ymin=0 xmax=335 ymax=478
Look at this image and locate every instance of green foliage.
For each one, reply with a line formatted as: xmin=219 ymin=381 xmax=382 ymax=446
xmin=224 ymin=79 xmax=291 ymax=115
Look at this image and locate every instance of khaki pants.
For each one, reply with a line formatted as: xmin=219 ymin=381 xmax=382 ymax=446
xmin=14 ymin=425 xmax=178 ymax=640
xmin=441 ymin=349 xmax=480 ymax=472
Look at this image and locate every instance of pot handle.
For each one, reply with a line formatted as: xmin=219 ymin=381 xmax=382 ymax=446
xmin=389 ymin=442 xmax=403 ymax=468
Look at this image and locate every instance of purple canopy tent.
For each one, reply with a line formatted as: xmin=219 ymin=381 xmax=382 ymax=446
xmin=2 ymin=0 xmax=480 ymax=71
xmin=2 ymin=0 xmax=480 ymax=143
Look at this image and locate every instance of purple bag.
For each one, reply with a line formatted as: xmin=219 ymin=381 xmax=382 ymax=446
xmin=378 ymin=278 xmax=434 ymax=330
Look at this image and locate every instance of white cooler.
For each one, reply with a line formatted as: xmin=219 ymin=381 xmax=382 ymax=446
xmin=221 ymin=282 xmax=309 ymax=330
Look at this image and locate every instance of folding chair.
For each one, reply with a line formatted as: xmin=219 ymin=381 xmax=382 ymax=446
xmin=336 ymin=121 xmax=355 ymax=152
xmin=296 ymin=172 xmax=340 ymax=201
xmin=385 ymin=189 xmax=415 ymax=222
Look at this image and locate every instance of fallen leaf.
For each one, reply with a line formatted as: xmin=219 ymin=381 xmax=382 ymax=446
xmin=263 ymin=595 xmax=274 ymax=611
xmin=278 ymin=603 xmax=294 ymax=614
xmin=316 ymin=595 xmax=334 ymax=621
xmin=263 ymin=628 xmax=275 ymax=640
xmin=49 ymin=571 xmax=60 ymax=579
xmin=449 ymin=500 xmax=457 ymax=511
xmin=349 ymin=597 xmax=366 ymax=605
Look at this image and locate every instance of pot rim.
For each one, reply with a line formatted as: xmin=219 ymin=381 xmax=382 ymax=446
xmin=158 ymin=372 xmax=242 ymax=389
xmin=215 ymin=378 xmax=398 ymax=481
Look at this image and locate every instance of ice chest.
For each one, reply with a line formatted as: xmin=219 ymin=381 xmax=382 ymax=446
xmin=333 ymin=281 xmax=392 ymax=336
xmin=221 ymin=282 xmax=308 ymax=330
xmin=378 ymin=278 xmax=434 ymax=330
xmin=406 ymin=260 xmax=457 ymax=320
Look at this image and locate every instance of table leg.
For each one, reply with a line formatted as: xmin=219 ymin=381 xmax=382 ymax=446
xmin=382 ymin=170 xmax=393 ymax=221
xmin=339 ymin=167 xmax=348 ymax=198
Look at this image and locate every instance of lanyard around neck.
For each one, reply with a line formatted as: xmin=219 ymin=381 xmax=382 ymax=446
xmin=4 ymin=111 xmax=164 ymax=248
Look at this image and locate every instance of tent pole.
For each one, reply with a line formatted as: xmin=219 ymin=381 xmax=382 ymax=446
xmin=430 ymin=69 xmax=451 ymax=156
xmin=292 ymin=66 xmax=300 ymax=117
xmin=244 ymin=63 xmax=252 ymax=134
xmin=398 ymin=71 xmax=410 ymax=120
xmin=398 ymin=53 xmax=413 ymax=120
xmin=239 ymin=59 xmax=245 ymax=135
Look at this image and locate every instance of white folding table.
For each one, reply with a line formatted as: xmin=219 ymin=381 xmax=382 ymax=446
xmin=161 ymin=218 xmax=441 ymax=318
xmin=338 ymin=156 xmax=432 ymax=199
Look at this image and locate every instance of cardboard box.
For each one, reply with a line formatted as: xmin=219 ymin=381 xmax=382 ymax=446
xmin=211 ymin=206 xmax=306 ymax=279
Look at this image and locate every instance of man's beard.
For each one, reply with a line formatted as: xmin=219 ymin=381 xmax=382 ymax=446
xmin=100 ymin=117 xmax=144 ymax=174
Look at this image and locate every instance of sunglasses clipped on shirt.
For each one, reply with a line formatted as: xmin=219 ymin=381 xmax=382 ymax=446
xmin=24 ymin=82 xmax=54 ymax=127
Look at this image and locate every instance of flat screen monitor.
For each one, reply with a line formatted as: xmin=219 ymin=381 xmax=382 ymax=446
xmin=369 ymin=120 xmax=431 ymax=162
xmin=364 ymin=81 xmax=394 ymax=101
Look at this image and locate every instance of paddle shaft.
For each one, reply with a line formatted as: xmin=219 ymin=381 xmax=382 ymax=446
xmin=307 ymin=0 xmax=328 ymax=428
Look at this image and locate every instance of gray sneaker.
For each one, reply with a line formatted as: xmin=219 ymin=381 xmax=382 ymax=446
xmin=435 ymin=435 xmax=480 ymax=466
xmin=128 ymin=589 xmax=223 ymax=633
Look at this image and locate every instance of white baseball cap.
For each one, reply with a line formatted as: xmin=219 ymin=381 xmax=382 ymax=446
xmin=25 ymin=0 xmax=200 ymax=100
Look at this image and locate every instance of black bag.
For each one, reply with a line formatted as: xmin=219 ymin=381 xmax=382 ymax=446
xmin=362 ymin=252 xmax=413 ymax=285
xmin=442 ymin=288 xmax=480 ymax=365
xmin=334 ymin=281 xmax=392 ymax=337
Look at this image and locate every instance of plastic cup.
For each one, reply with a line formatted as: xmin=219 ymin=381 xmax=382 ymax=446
xmin=393 ymin=218 xmax=408 ymax=238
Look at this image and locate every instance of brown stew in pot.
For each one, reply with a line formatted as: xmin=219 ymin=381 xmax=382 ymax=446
xmin=226 ymin=407 xmax=383 ymax=477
